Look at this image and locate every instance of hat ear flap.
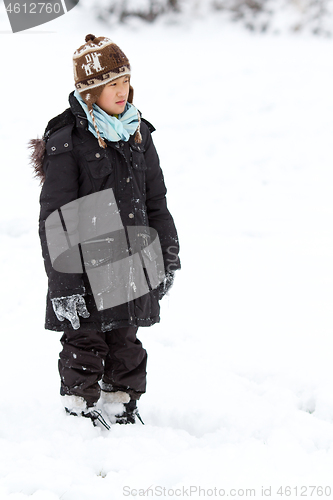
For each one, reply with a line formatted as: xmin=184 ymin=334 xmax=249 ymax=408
xmin=128 ymin=85 xmax=134 ymax=104
xmin=81 ymin=85 xmax=105 ymax=108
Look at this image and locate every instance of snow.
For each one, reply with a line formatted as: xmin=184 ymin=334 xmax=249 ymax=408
xmin=0 ymin=5 xmax=333 ymax=500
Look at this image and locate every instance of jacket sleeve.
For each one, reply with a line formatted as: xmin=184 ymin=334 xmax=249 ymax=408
xmin=39 ymin=142 xmax=86 ymax=300
xmin=143 ymin=124 xmax=181 ymax=274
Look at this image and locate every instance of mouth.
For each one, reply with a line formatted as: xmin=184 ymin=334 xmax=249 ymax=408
xmin=116 ymin=100 xmax=126 ymax=105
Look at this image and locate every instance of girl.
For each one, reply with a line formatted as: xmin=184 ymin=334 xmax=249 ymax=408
xmin=29 ymin=34 xmax=181 ymax=428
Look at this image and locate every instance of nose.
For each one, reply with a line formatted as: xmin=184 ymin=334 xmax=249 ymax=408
xmin=117 ymin=84 xmax=127 ymax=97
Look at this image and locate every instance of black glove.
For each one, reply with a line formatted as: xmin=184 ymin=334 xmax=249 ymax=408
xmin=157 ymin=271 xmax=176 ymax=300
xmin=51 ymin=294 xmax=90 ymax=330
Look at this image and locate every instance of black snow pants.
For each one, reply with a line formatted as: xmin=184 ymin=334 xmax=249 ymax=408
xmin=58 ymin=326 xmax=147 ymax=406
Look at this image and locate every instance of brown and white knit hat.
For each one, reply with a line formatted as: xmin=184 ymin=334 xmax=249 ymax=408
xmin=73 ymin=34 xmax=141 ymax=148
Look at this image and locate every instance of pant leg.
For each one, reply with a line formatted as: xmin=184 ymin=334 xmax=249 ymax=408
xmin=102 ymin=326 xmax=147 ymax=400
xmin=58 ymin=328 xmax=109 ymax=406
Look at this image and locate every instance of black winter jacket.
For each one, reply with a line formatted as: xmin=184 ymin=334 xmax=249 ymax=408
xmin=32 ymin=92 xmax=181 ymax=332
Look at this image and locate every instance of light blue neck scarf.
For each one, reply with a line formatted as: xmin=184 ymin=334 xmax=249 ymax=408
xmin=74 ymin=89 xmax=140 ymax=143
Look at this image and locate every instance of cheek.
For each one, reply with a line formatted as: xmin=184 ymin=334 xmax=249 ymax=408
xmin=102 ymin=88 xmax=115 ymax=101
xmin=97 ymin=91 xmax=106 ymax=107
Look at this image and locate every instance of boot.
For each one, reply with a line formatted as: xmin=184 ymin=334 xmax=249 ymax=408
xmin=62 ymin=394 xmax=110 ymax=430
xmin=100 ymin=391 xmax=144 ymax=425
xmin=115 ymin=399 xmax=145 ymax=425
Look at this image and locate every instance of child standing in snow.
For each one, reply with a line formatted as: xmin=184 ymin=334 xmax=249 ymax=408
xmin=30 ymin=34 xmax=181 ymax=427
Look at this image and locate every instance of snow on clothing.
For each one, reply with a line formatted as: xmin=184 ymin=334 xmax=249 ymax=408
xmin=35 ymin=91 xmax=181 ymax=333
xmin=73 ymin=89 xmax=141 ymax=144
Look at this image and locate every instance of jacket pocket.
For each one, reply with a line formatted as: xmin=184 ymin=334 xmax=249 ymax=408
xmin=85 ymin=148 xmax=113 ymax=178
xmin=130 ymin=144 xmax=147 ymax=171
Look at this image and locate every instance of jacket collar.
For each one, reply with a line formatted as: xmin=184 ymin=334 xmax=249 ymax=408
xmin=69 ymin=91 xmax=88 ymax=131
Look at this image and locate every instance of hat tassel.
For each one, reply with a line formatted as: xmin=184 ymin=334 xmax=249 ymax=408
xmin=89 ymin=107 xmax=107 ymax=149
xmin=135 ymin=112 xmax=143 ymax=144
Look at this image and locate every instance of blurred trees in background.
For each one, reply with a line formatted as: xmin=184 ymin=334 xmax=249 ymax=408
xmin=78 ymin=0 xmax=333 ymax=36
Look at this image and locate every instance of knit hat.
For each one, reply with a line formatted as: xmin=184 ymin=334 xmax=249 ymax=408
xmin=73 ymin=34 xmax=141 ymax=147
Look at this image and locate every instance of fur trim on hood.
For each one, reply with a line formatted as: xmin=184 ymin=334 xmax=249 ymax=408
xmin=28 ymin=137 xmax=46 ymax=185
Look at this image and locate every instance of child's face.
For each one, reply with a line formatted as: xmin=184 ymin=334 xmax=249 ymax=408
xmin=96 ymin=75 xmax=130 ymax=115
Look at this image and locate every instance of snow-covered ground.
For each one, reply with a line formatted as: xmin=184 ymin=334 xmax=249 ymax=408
xmin=0 ymin=4 xmax=333 ymax=499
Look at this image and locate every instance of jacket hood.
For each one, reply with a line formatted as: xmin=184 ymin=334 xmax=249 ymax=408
xmin=28 ymin=93 xmax=81 ymax=185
